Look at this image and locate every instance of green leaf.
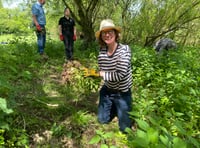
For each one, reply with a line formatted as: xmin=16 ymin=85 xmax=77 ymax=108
xmin=174 ymin=121 xmax=187 ymax=135
xmin=102 ymin=132 xmax=113 ymax=139
xmin=22 ymin=70 xmax=32 ymax=80
xmin=96 ymin=130 xmax=104 ymax=136
xmin=0 ymin=98 xmax=13 ymax=114
xmin=100 ymin=144 xmax=109 ymax=148
xmin=160 ymin=135 xmax=169 ymax=146
xmin=146 ymin=73 xmax=151 ymax=78
xmin=173 ymin=137 xmax=187 ymax=148
xmin=188 ymin=136 xmax=200 ymax=148
xmin=134 ymin=129 xmax=149 ymax=147
xmin=189 ymin=88 xmax=196 ymax=95
xmin=160 ymin=126 xmax=169 ymax=135
xmin=167 ymin=81 xmax=175 ymax=84
xmin=135 ymin=119 xmax=149 ymax=131
xmin=0 ymin=122 xmax=9 ymax=130
xmin=137 ymin=129 xmax=147 ymax=138
xmin=129 ymin=111 xmax=140 ymax=118
xmin=8 ymin=65 xmax=18 ymax=74
xmin=148 ymin=117 xmax=160 ymax=126
xmin=147 ymin=128 xmax=159 ymax=143
xmin=110 ymin=146 xmax=117 ymax=148
xmin=174 ymin=112 xmax=184 ymax=117
xmin=133 ymin=136 xmax=149 ymax=148
xmin=89 ymin=135 xmax=101 ymax=144
xmin=167 ymin=72 xmax=173 ymax=78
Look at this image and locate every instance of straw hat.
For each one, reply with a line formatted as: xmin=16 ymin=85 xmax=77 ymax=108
xmin=95 ymin=19 xmax=121 ymax=39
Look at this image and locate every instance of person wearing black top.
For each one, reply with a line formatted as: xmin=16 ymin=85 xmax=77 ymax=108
xmin=58 ymin=8 xmax=76 ymax=62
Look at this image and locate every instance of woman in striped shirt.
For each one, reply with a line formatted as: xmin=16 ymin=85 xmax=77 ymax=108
xmin=96 ymin=19 xmax=133 ymax=133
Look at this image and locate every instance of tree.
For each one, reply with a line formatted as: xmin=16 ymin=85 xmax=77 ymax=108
xmin=102 ymin=0 xmax=200 ymax=46
xmin=60 ymin=0 xmax=101 ymax=45
xmin=1 ymin=0 xmax=200 ymax=47
xmin=135 ymin=0 xmax=200 ymax=46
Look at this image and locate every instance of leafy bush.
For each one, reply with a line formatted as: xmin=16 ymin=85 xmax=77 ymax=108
xmin=128 ymin=46 xmax=200 ymax=147
xmin=0 ymin=39 xmax=38 ymax=147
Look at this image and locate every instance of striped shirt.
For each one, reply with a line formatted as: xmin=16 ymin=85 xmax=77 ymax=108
xmin=98 ymin=43 xmax=132 ymax=92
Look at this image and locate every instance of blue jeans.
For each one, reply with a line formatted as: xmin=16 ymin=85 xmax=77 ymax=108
xmin=36 ymin=25 xmax=46 ymax=54
xmin=98 ymin=85 xmax=132 ymax=132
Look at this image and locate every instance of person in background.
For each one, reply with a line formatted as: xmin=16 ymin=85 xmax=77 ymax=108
xmin=58 ymin=8 xmax=76 ymax=62
xmin=96 ymin=19 xmax=133 ymax=133
xmin=154 ymin=38 xmax=177 ymax=53
xmin=32 ymin=0 xmax=46 ymax=55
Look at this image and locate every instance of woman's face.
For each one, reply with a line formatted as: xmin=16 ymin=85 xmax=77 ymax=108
xmin=101 ymin=29 xmax=116 ymax=45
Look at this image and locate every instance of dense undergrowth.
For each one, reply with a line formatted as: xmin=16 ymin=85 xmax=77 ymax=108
xmin=0 ymin=37 xmax=199 ymax=147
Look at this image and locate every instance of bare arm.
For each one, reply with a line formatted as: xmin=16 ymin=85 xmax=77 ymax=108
xmin=74 ymin=26 xmax=76 ymax=35
xmin=32 ymin=15 xmax=39 ymax=26
xmin=58 ymin=25 xmax=62 ymax=35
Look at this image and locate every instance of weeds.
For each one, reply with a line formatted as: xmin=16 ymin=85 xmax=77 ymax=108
xmin=0 ymin=39 xmax=199 ymax=147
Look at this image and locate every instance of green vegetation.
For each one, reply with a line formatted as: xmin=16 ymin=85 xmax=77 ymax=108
xmin=128 ymin=46 xmax=200 ymax=148
xmin=0 ymin=0 xmax=200 ymax=147
xmin=0 ymin=37 xmax=199 ymax=147
xmin=1 ymin=0 xmax=200 ymax=46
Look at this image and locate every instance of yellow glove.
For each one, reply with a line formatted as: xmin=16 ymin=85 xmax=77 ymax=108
xmin=83 ymin=68 xmax=100 ymax=77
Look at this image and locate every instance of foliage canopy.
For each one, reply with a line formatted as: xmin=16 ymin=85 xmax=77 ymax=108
xmin=1 ymin=0 xmax=200 ymax=46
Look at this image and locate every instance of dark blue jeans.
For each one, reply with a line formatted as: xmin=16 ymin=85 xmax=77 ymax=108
xmin=36 ymin=25 xmax=46 ymax=54
xmin=98 ymin=85 xmax=132 ymax=132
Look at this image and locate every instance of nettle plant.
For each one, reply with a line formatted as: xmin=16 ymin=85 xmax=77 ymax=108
xmin=0 ymin=98 xmax=13 ymax=130
xmin=128 ymin=46 xmax=200 ymax=148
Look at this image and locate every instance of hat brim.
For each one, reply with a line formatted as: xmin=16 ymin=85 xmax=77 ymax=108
xmin=95 ymin=27 xmax=121 ymax=39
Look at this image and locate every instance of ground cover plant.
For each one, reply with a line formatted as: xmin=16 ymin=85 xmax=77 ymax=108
xmin=0 ymin=38 xmax=199 ymax=147
xmin=128 ymin=46 xmax=200 ymax=148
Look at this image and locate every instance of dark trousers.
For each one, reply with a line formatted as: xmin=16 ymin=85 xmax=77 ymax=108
xmin=63 ymin=34 xmax=74 ymax=60
xmin=98 ymin=85 xmax=132 ymax=132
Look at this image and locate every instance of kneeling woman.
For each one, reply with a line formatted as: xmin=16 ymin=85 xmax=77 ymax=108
xmin=96 ymin=19 xmax=133 ymax=133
